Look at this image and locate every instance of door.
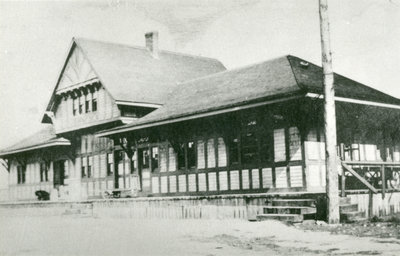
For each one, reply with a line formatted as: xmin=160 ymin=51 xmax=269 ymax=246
xmin=53 ymin=160 xmax=65 ymax=189
xmin=138 ymin=148 xmax=151 ymax=194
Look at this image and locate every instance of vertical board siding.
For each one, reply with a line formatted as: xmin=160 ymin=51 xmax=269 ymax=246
xmin=219 ymin=171 xmax=228 ymax=191
xmin=208 ymin=173 xmax=217 ymax=191
xmin=160 ymin=176 xmax=168 ymax=193
xmin=169 ymin=176 xmax=177 ymax=193
xmin=152 ymin=177 xmax=159 ymax=194
xmin=251 ymin=169 xmax=260 ymax=189
xmin=275 ymin=167 xmax=288 ymax=188
xmin=289 ymin=166 xmax=303 ymax=187
xmin=198 ymin=173 xmax=207 ymax=191
xmin=262 ymin=168 xmax=273 ymax=188
xmin=241 ymin=169 xmax=250 ymax=190
xmin=230 ymin=170 xmax=240 ymax=190
xmin=188 ymin=174 xmax=197 ymax=192
xmin=178 ymin=175 xmax=186 ymax=192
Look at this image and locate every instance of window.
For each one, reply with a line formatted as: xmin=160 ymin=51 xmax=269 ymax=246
xmin=241 ymin=117 xmax=259 ymax=164
xmin=177 ymin=143 xmax=186 ymax=170
xmin=63 ymin=160 xmax=69 ymax=179
xmin=141 ymin=148 xmax=150 ymax=169
xmin=40 ymin=162 xmax=48 ymax=182
xmin=85 ymin=93 xmax=91 ymax=113
xmin=17 ymin=165 xmax=26 ymax=184
xmin=81 ymin=157 xmax=87 ymax=178
xmin=87 ymin=156 xmax=92 ymax=178
xmin=72 ymin=98 xmax=78 ymax=116
xmin=151 ymin=147 xmax=159 ymax=170
xmin=92 ymin=91 xmax=97 ymax=112
xmin=187 ymin=142 xmax=196 ymax=169
xmin=79 ymin=94 xmax=84 ymax=114
xmin=107 ymin=153 xmax=114 ymax=176
xmin=228 ymin=137 xmax=239 ymax=165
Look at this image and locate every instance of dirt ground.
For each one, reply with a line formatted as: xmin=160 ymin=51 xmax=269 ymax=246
xmin=1 ymin=215 xmax=400 ymax=256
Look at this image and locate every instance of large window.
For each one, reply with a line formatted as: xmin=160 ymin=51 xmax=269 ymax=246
xmin=81 ymin=157 xmax=87 ymax=178
xmin=40 ymin=162 xmax=48 ymax=182
xmin=92 ymin=90 xmax=97 ymax=112
xmin=87 ymin=156 xmax=92 ymax=178
xmin=85 ymin=93 xmax=91 ymax=113
xmin=72 ymin=97 xmax=78 ymax=116
xmin=107 ymin=153 xmax=114 ymax=176
xmin=241 ymin=117 xmax=259 ymax=164
xmin=151 ymin=147 xmax=159 ymax=170
xmin=17 ymin=165 xmax=26 ymax=184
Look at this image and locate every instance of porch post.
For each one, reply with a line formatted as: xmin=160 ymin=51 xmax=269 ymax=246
xmin=319 ymin=0 xmax=340 ymax=224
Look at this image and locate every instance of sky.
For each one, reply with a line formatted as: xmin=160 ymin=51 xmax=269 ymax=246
xmin=0 ymin=0 xmax=399 ymax=149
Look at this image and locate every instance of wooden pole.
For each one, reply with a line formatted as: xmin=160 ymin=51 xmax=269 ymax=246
xmin=319 ymin=0 xmax=340 ymax=224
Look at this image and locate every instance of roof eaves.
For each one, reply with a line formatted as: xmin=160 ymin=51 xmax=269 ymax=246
xmin=0 ymin=139 xmax=71 ymax=158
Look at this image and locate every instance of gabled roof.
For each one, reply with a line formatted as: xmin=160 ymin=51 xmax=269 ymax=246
xmin=99 ymin=55 xmax=400 ymax=136
xmin=44 ymin=38 xmax=226 ymax=114
xmin=0 ymin=125 xmax=70 ymax=157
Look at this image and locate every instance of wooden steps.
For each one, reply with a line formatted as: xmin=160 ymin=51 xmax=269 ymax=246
xmin=256 ymin=196 xmax=365 ymax=223
xmin=256 ymin=198 xmax=316 ymax=223
xmin=339 ymin=197 xmax=366 ymax=223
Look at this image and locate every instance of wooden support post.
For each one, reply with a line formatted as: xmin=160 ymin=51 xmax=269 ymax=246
xmin=381 ymin=164 xmax=385 ymax=199
xmin=341 ymin=170 xmax=346 ymax=197
xmin=319 ymin=0 xmax=340 ymax=224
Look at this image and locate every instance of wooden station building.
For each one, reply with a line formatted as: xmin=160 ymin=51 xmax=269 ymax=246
xmin=1 ymin=33 xmax=400 ymax=204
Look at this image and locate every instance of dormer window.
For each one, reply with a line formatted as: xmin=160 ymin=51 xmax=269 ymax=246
xmin=79 ymin=94 xmax=84 ymax=114
xmin=85 ymin=93 xmax=91 ymax=113
xmin=92 ymin=90 xmax=97 ymax=112
xmin=73 ymin=97 xmax=78 ymax=116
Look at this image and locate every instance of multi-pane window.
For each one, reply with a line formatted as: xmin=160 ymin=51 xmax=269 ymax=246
xmin=141 ymin=149 xmax=150 ymax=169
xmin=187 ymin=142 xmax=196 ymax=169
xmin=241 ymin=117 xmax=259 ymax=164
xmin=151 ymin=147 xmax=159 ymax=170
xmin=107 ymin=153 xmax=114 ymax=176
xmin=81 ymin=157 xmax=87 ymax=178
xmin=17 ymin=165 xmax=26 ymax=184
xmin=177 ymin=143 xmax=186 ymax=170
xmin=63 ymin=160 xmax=69 ymax=179
xmin=40 ymin=162 xmax=48 ymax=182
xmin=85 ymin=93 xmax=91 ymax=113
xmin=87 ymin=156 xmax=92 ymax=178
xmin=79 ymin=94 xmax=84 ymax=114
xmin=72 ymin=97 xmax=78 ymax=116
xmin=92 ymin=90 xmax=97 ymax=112
xmin=228 ymin=137 xmax=240 ymax=165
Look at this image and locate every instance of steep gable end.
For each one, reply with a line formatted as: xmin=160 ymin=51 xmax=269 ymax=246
xmin=57 ymin=44 xmax=97 ymax=91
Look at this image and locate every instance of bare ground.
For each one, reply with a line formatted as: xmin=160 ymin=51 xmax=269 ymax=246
xmin=0 ymin=215 xmax=399 ymax=256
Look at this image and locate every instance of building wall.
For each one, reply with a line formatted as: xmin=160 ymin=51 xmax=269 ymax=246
xmin=54 ymin=86 xmax=120 ymax=133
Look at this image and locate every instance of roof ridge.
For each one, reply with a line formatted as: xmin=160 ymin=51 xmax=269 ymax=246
xmin=178 ymin=54 xmax=291 ymax=85
xmin=73 ymin=37 xmax=224 ymax=64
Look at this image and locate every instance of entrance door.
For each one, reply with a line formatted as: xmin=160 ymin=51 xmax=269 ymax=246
xmin=53 ymin=160 xmax=65 ymax=189
xmin=138 ymin=148 xmax=151 ymax=194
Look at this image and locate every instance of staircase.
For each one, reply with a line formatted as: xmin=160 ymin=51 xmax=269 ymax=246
xmin=256 ymin=196 xmax=365 ymax=223
xmin=339 ymin=196 xmax=366 ymax=222
xmin=256 ymin=198 xmax=317 ymax=223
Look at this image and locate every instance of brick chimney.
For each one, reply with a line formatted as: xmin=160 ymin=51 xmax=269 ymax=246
xmin=145 ymin=31 xmax=159 ymax=59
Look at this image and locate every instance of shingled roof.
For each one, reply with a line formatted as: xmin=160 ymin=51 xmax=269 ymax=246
xmin=0 ymin=125 xmax=70 ymax=157
xmin=100 ymin=55 xmax=400 ymax=135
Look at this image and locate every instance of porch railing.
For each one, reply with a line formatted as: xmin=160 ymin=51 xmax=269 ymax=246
xmin=341 ymin=161 xmax=400 ymax=198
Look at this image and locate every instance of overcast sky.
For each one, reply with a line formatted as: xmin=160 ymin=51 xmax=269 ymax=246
xmin=0 ymin=0 xmax=399 ymax=149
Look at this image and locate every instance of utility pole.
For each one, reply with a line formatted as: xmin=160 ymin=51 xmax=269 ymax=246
xmin=319 ymin=0 xmax=340 ymax=224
